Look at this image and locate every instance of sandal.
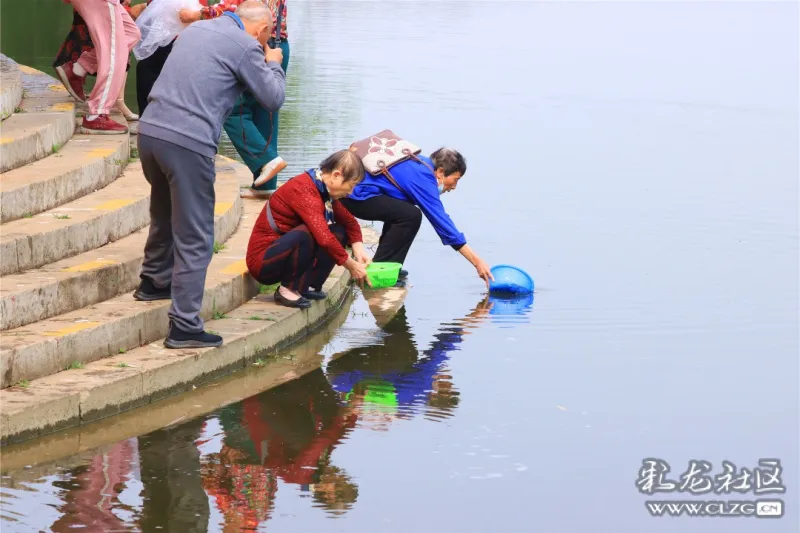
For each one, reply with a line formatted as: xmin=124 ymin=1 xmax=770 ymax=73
xmin=274 ymin=288 xmax=311 ymax=309
xmin=240 ymin=188 xmax=275 ymax=200
xmin=254 ymin=157 xmax=287 ymax=188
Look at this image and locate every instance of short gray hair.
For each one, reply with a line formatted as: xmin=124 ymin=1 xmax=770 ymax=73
xmin=430 ymin=147 xmax=467 ymax=176
xmin=235 ymin=0 xmax=272 ymax=23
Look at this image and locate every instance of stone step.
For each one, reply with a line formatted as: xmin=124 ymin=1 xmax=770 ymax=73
xmin=0 ymin=298 xmax=353 ymax=463
xmin=0 ymin=265 xmax=353 ymax=445
xmin=0 ymin=55 xmax=23 ymax=120
xmin=0 ymin=157 xmax=243 ymax=331
xmin=0 ymin=162 xmax=256 ymax=388
xmin=0 ymin=162 xmax=151 ymax=276
xmin=0 ymin=135 xmax=129 ymax=223
xmin=0 ymin=64 xmax=76 ymax=173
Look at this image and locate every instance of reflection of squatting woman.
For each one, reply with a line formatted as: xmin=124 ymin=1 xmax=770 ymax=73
xmin=198 ymin=369 xmax=360 ymax=529
xmin=223 ymin=0 xmax=291 ymax=199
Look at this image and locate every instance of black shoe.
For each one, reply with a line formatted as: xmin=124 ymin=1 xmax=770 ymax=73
xmin=301 ymin=290 xmax=327 ymax=300
xmin=164 ymin=324 xmax=223 ymax=349
xmin=399 ymin=269 xmax=409 ymax=280
xmin=133 ymin=277 xmax=171 ymax=301
xmin=274 ymin=288 xmax=312 ymax=309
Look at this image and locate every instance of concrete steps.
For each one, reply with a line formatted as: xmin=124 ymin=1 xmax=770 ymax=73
xmin=0 ymin=181 xmax=255 ymax=388
xmin=0 ymin=162 xmax=151 ymax=276
xmin=0 ymin=111 xmax=76 ymax=173
xmin=0 ymin=57 xmax=366 ymax=446
xmin=0 ymin=158 xmax=243 ymax=331
xmin=0 ymin=57 xmax=23 ymax=120
xmin=0 ymin=62 xmax=76 ymax=173
xmin=1 ymin=135 xmax=129 ymax=223
xmin=0 ymin=266 xmax=352 ymax=444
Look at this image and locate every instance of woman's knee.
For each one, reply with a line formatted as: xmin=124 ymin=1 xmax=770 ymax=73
xmin=404 ymin=207 xmax=423 ymax=230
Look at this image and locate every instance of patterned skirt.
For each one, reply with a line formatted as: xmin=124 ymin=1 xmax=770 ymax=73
xmin=53 ymin=9 xmax=130 ymax=74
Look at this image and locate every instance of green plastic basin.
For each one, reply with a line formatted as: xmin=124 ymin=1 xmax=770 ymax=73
xmin=365 ymin=262 xmax=402 ymax=288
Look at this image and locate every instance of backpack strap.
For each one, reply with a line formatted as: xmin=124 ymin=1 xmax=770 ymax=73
xmin=377 ymin=150 xmax=436 ymax=197
xmin=266 ymin=201 xmax=284 ymax=235
xmin=407 ymin=151 xmax=435 ymax=173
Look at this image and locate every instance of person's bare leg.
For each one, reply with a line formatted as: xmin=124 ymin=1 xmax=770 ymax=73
xmin=115 ymin=71 xmax=139 ymax=121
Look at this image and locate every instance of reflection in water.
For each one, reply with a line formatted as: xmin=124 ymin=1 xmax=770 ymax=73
xmin=0 ymin=293 xmax=532 ymax=531
xmin=191 ymin=293 xmax=528 ymax=530
xmin=49 ymin=440 xmax=139 ymax=532
xmin=137 ymin=420 xmax=210 ymax=532
xmin=487 ymin=292 xmax=535 ymax=327
xmin=327 ymin=295 xmax=509 ymax=425
xmin=199 ymin=369 xmax=359 ymax=527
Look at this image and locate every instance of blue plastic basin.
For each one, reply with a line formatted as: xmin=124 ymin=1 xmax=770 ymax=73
xmin=489 ymin=264 xmax=534 ymax=295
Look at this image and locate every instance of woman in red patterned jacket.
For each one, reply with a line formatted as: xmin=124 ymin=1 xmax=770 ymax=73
xmin=246 ymin=150 xmax=372 ymax=308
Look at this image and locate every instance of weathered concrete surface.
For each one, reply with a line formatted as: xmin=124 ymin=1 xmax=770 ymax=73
xmin=0 ymin=56 xmax=23 ymax=120
xmin=0 ymin=294 xmax=353 ymax=469
xmin=0 ymin=111 xmax=76 ymax=173
xmin=0 ymin=64 xmax=76 ymax=172
xmin=0 ymin=162 xmax=151 ymax=276
xmin=0 ymin=171 xmax=256 ymax=388
xmin=0 ymin=134 xmax=129 ymax=222
xmin=0 ymin=267 xmax=354 ymax=445
xmin=0 ymin=158 xmax=243 ymax=330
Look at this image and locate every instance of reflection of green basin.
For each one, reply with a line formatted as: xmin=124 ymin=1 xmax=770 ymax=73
xmin=345 ymin=379 xmax=398 ymax=411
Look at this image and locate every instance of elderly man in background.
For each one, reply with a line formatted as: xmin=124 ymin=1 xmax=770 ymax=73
xmin=134 ymin=1 xmax=286 ymax=349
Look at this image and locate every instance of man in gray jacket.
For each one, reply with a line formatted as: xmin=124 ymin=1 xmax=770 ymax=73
xmin=134 ymin=1 xmax=285 ymax=349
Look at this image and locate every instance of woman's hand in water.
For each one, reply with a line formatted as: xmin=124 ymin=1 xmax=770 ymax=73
xmin=474 ymin=257 xmax=494 ymax=288
xmin=351 ymin=242 xmax=372 ymax=266
xmin=345 ymin=258 xmax=371 ymax=287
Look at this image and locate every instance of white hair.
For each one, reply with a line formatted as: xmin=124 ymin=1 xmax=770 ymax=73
xmin=235 ymin=0 xmax=272 ymax=23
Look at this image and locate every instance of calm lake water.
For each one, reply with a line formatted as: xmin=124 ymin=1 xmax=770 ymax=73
xmin=1 ymin=1 xmax=798 ymax=532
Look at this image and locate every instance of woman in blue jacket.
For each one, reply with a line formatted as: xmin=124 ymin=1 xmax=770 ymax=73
xmin=340 ymin=147 xmax=493 ymax=287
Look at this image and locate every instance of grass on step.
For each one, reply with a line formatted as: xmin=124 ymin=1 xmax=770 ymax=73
xmin=14 ymin=106 xmax=24 ymax=113
xmin=53 ymin=213 xmax=70 ymax=220
xmin=65 ymin=361 xmax=84 ymax=370
xmin=15 ymin=380 xmax=30 ymax=389
xmin=212 ymin=310 xmax=229 ymax=320
xmin=22 ymin=213 xmax=33 ymax=219
xmin=247 ymin=315 xmax=276 ymax=321
xmin=213 ymin=241 xmax=226 ymax=254
xmin=52 ymin=143 xmax=62 ymax=153
xmin=116 ymin=362 xmax=130 ymax=368
xmin=259 ymin=283 xmax=279 ymax=294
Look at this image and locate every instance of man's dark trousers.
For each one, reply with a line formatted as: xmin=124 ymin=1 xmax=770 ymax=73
xmin=138 ymin=134 xmax=215 ymax=334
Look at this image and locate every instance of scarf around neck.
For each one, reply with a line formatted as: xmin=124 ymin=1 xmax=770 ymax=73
xmin=307 ymin=168 xmax=335 ymax=225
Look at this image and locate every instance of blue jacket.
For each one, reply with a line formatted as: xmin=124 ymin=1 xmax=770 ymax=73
xmin=347 ymin=156 xmax=467 ymax=248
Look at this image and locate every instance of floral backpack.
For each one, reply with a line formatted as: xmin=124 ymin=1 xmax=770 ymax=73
xmin=350 ymin=130 xmax=433 ymax=192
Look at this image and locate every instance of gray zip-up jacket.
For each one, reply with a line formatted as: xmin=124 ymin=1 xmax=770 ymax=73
xmin=139 ymin=15 xmax=285 ymax=158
